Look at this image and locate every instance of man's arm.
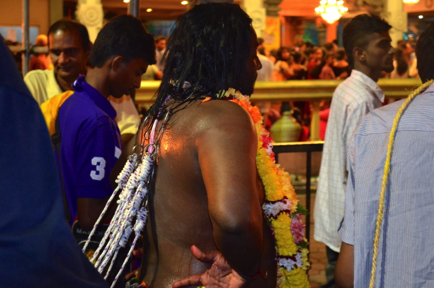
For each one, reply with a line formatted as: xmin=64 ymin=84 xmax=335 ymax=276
xmin=196 ymin=101 xmax=263 ymax=278
xmin=74 ymin=119 xmax=121 ymax=230
xmin=336 ymin=136 xmax=357 ymax=288
xmin=23 ymin=71 xmax=49 ymax=105
xmin=335 ymin=242 xmax=354 ymax=288
xmin=77 ymin=197 xmax=115 ymax=230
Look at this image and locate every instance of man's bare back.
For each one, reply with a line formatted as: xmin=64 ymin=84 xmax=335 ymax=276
xmin=139 ymin=99 xmax=277 ymax=287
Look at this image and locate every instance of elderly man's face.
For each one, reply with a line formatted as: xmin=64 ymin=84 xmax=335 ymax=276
xmin=49 ymin=30 xmax=88 ymax=80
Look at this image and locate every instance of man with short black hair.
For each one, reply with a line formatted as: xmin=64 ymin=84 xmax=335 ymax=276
xmin=24 ymin=19 xmax=141 ymax=147
xmin=314 ymin=14 xmax=394 ymax=288
xmin=56 ymin=15 xmax=155 ymax=231
xmin=336 ymin=23 xmax=434 ymax=288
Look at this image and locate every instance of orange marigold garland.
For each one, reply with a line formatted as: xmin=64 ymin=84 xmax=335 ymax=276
xmin=221 ymin=89 xmax=310 ymax=288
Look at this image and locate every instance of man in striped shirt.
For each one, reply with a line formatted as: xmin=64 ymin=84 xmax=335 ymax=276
xmin=336 ymin=24 xmax=434 ymax=288
xmin=314 ymin=14 xmax=394 ymax=288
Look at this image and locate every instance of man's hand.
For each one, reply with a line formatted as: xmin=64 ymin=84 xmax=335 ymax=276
xmin=172 ymin=245 xmax=250 ymax=288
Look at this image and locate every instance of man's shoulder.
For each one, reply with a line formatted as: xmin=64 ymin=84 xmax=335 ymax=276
xmin=357 ymin=100 xmax=403 ymax=136
xmin=196 ymin=99 xmax=253 ymax=123
xmin=24 ymin=69 xmax=52 ymax=83
xmin=61 ymin=91 xmax=98 ymax=119
xmin=333 ymin=76 xmax=373 ymax=104
xmin=180 ymin=98 xmax=256 ymax=139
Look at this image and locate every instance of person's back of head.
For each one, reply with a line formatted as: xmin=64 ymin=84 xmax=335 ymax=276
xmin=88 ymin=15 xmax=155 ymax=69
xmin=35 ymin=34 xmax=48 ymax=47
xmin=305 ymin=41 xmax=314 ymax=49
xmin=157 ymin=2 xmax=253 ymax=102
xmin=324 ymin=42 xmax=334 ymax=52
xmin=335 ymin=48 xmax=346 ymax=61
xmin=343 ymin=14 xmax=391 ymax=68
xmin=292 ymin=51 xmax=302 ymax=64
xmin=416 ymin=23 xmax=434 ymax=83
xmin=276 ymin=46 xmax=290 ymax=61
xmin=48 ymin=20 xmax=91 ymax=52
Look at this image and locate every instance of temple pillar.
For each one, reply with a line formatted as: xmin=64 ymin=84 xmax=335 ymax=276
xmin=383 ymin=0 xmax=406 ymax=46
xmin=76 ymin=0 xmax=103 ymax=43
xmin=243 ymin=0 xmax=266 ymax=38
xmin=49 ymin=0 xmax=63 ymax=25
xmin=326 ymin=21 xmax=338 ymax=43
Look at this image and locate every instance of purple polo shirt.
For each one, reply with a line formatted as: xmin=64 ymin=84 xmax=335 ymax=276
xmin=57 ymin=75 xmax=122 ymax=224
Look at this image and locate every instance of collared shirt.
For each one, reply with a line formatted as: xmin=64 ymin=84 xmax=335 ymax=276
xmin=58 ymin=76 xmax=122 ymax=223
xmin=257 ymin=53 xmax=274 ymax=81
xmin=314 ymin=69 xmax=385 ymax=252
xmin=155 ymin=48 xmax=165 ymax=72
xmin=24 ymin=69 xmax=140 ymax=135
xmin=339 ymin=82 xmax=434 ymax=288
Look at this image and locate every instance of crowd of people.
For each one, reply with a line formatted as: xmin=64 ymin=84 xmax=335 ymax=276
xmin=258 ymin=37 xmax=418 ymax=82
xmin=2 ymin=3 xmax=434 ymax=288
xmin=254 ymin=36 xmax=419 ymax=142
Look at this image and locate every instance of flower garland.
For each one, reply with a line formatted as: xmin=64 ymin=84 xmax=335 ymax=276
xmin=216 ymin=88 xmax=310 ymax=287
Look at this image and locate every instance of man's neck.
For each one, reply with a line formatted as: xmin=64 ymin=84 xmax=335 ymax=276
xmin=353 ymin=63 xmax=381 ymax=82
xmin=56 ymin=73 xmax=75 ymax=92
xmin=85 ymin=68 xmax=110 ymax=99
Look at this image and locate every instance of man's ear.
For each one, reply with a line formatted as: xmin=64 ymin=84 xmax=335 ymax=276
xmin=353 ymin=47 xmax=365 ymax=62
xmin=111 ymin=56 xmax=124 ymax=72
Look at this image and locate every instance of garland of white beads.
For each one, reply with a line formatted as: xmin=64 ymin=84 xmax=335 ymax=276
xmin=82 ymin=154 xmax=138 ymax=254
xmin=88 ymin=154 xmax=154 ymax=287
xmin=89 ymin=98 xmax=170 ymax=287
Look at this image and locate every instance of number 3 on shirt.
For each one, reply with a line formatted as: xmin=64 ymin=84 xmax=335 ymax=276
xmin=90 ymin=157 xmax=106 ymax=181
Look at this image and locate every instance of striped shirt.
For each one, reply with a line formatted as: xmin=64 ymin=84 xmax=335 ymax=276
xmin=339 ymin=82 xmax=434 ymax=287
xmin=314 ymin=70 xmax=385 ymax=252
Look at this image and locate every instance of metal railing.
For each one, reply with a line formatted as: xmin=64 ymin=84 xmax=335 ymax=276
xmin=136 ymin=79 xmax=422 ymax=141
xmin=272 ymin=141 xmax=324 ymax=243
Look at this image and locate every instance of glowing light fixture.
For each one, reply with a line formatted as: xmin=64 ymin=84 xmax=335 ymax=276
xmin=403 ymin=0 xmax=419 ymax=4
xmin=146 ymin=8 xmax=152 ymax=12
xmin=123 ymin=0 xmax=129 ymax=3
xmin=181 ymin=1 xmax=188 ymax=5
xmin=418 ymin=15 xmax=424 ymax=19
xmin=315 ymin=0 xmax=348 ymax=24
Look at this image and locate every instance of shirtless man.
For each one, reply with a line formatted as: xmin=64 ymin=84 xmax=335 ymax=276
xmin=136 ymin=3 xmax=277 ymax=288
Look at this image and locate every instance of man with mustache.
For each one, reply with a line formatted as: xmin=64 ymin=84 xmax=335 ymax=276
xmin=24 ymin=20 xmax=140 ymax=147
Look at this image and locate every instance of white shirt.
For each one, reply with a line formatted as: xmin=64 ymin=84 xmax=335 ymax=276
xmin=257 ymin=53 xmax=274 ymax=81
xmin=314 ymin=69 xmax=385 ymax=252
xmin=155 ymin=49 xmax=166 ymax=72
xmin=24 ymin=69 xmax=140 ymax=135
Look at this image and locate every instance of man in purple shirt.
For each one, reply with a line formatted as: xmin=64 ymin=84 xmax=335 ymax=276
xmin=57 ymin=15 xmax=155 ymax=231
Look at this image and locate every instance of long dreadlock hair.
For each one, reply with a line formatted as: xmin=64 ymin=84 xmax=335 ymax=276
xmin=136 ymin=4 xmax=253 ymax=284
xmin=140 ymin=3 xmax=253 ymax=137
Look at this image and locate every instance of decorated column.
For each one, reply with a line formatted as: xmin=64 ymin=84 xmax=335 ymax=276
xmin=76 ymin=0 xmax=103 ymax=43
xmin=243 ymin=0 xmax=266 ymax=38
xmin=384 ymin=0 xmax=406 ymax=46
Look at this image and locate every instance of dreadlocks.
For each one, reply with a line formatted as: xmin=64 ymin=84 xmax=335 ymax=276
xmin=145 ymin=3 xmax=253 ymax=126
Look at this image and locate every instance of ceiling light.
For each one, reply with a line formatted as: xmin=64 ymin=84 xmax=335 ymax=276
xmin=181 ymin=1 xmax=188 ymax=5
xmin=146 ymin=8 xmax=152 ymax=12
xmin=123 ymin=0 xmax=130 ymax=3
xmin=419 ymin=15 xmax=424 ymax=19
xmin=315 ymin=0 xmax=348 ymax=24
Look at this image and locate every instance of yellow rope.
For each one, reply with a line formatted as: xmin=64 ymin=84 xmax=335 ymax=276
xmin=368 ymin=79 xmax=434 ymax=288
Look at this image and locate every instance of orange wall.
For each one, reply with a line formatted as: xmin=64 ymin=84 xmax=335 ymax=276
xmin=0 ymin=0 xmax=50 ymax=36
xmin=279 ymin=0 xmax=319 ymax=17
xmin=404 ymin=1 xmax=434 ymax=13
